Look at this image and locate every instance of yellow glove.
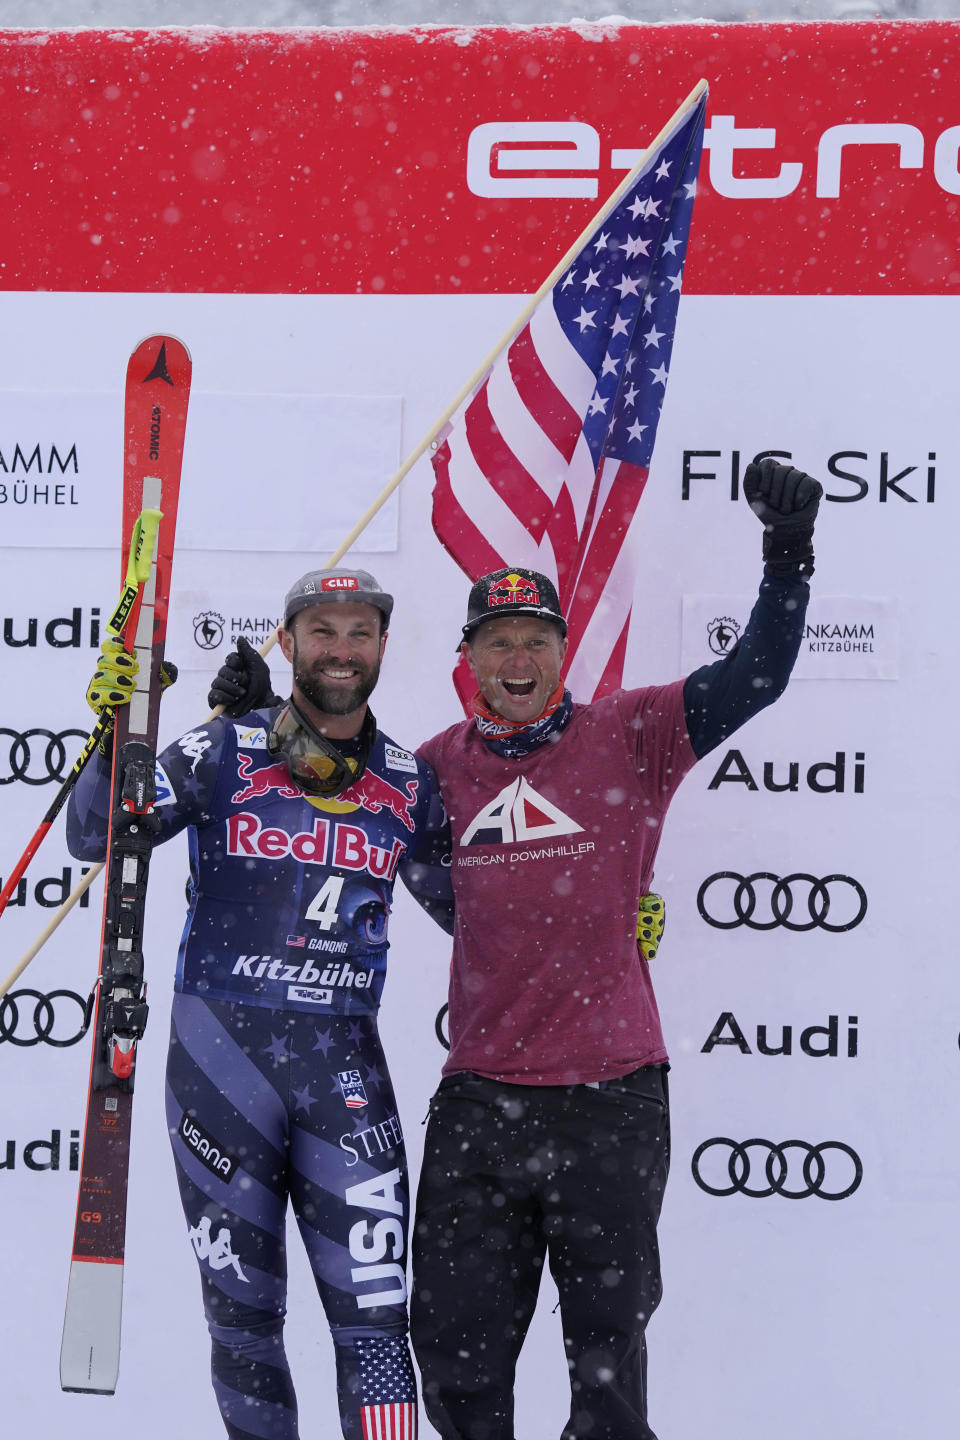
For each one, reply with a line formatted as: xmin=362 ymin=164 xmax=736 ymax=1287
xmin=86 ymin=635 xmax=139 ymax=713
xmin=637 ymin=893 xmax=665 ymax=962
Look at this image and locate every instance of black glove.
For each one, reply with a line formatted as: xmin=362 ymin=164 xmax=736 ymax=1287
xmin=207 ymin=635 xmax=280 ymax=717
xmin=743 ymin=458 xmax=822 ymax=575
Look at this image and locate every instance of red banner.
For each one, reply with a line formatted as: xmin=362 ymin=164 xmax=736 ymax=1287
xmin=1 ymin=22 xmax=958 ymax=295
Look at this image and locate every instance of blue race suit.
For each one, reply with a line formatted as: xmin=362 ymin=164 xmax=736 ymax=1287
xmin=67 ymin=707 xmax=453 ymax=1440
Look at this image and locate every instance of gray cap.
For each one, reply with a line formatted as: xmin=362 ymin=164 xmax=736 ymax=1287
xmin=283 ymin=568 xmax=394 ymax=627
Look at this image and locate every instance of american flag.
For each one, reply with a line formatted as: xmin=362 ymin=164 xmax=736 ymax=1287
xmin=432 ymin=87 xmax=707 ymax=707
xmin=357 ymin=1335 xmax=418 ymax=1440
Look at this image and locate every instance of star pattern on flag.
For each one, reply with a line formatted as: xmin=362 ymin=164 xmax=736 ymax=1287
xmin=431 ymin=87 xmax=707 ymax=707
xmin=356 ymin=1335 xmax=418 ymax=1439
xmin=549 ymin=131 xmax=701 ymax=473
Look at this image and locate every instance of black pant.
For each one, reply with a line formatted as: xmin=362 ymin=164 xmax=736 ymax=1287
xmin=411 ymin=1066 xmax=670 ymax=1440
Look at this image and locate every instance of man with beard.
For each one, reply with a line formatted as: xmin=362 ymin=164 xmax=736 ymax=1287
xmin=66 ymin=568 xmax=452 ymax=1440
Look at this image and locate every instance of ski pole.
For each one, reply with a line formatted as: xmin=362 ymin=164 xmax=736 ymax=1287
xmin=0 ymin=509 xmax=161 ymax=981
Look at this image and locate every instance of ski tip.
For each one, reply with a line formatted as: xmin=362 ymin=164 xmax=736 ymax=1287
xmin=128 ymin=334 xmax=193 ymax=388
xmin=131 ymin=332 xmax=191 ymax=356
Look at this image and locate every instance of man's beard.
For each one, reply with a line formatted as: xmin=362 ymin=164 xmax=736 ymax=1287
xmin=293 ymin=644 xmax=380 ymax=717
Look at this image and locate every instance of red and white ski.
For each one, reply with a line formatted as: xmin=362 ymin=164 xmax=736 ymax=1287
xmin=60 ymin=336 xmax=192 ymax=1395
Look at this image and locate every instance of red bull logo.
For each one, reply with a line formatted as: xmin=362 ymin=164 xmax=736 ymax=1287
xmin=338 ymin=772 xmax=419 ymax=834
xmin=487 ymin=572 xmax=540 ymax=609
xmin=226 ymin=812 xmax=407 ymax=879
xmin=232 ymin=756 xmax=301 ymax=804
xmin=232 ymin=756 xmax=417 ymax=833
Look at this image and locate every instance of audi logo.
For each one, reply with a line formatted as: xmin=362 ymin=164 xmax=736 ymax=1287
xmin=0 ymin=728 xmax=87 ymax=786
xmin=435 ymin=1004 xmax=450 ymax=1052
xmin=691 ymin=1137 xmax=863 ymax=1201
xmin=0 ymin=989 xmax=91 ymax=1047
xmin=697 ymin=872 xmax=867 ymax=932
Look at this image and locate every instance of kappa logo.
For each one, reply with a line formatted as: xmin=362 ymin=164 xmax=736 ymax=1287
xmin=187 ymin=1216 xmax=248 ymax=1281
xmin=461 ymin=777 xmax=584 ymax=846
xmin=178 ymin=730 xmax=212 ymax=773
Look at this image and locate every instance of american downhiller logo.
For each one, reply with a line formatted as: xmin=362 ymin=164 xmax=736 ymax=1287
xmin=460 ymin=776 xmax=584 ymax=845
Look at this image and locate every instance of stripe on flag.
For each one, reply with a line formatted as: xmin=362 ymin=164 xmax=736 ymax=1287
xmin=432 ymin=88 xmax=707 ymax=707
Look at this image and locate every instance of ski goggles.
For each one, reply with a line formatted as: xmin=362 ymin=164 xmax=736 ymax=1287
xmin=266 ymin=699 xmax=375 ymax=798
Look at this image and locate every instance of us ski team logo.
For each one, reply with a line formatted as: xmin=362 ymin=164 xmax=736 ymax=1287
xmin=460 ymin=777 xmax=584 ymax=846
xmin=338 ymin=1069 xmax=368 ymax=1109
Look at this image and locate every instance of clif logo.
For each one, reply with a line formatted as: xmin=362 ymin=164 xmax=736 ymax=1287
xmin=487 ymin=573 xmax=540 ymax=609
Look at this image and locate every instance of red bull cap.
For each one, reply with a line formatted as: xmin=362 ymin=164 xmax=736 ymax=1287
xmin=461 ymin=567 xmax=566 ymax=644
xmin=283 ymin=568 xmax=394 ymax=628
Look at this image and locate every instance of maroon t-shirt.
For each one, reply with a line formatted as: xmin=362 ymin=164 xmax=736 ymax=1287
xmin=418 ymin=682 xmax=696 ymax=1085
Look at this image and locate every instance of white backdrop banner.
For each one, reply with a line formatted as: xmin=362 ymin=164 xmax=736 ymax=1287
xmin=1 ymin=20 xmax=959 ymax=1440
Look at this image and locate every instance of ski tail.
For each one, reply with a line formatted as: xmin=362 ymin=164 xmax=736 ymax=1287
xmin=61 ymin=335 xmax=191 ymax=1396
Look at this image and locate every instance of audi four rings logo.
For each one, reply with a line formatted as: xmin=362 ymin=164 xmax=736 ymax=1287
xmin=0 ymin=728 xmax=86 ymax=785
xmin=692 ymin=1138 xmax=863 ymax=1200
xmin=435 ymin=1004 xmax=450 ymax=1051
xmin=697 ymin=871 xmax=867 ymax=932
xmin=0 ymin=989 xmax=90 ymax=1047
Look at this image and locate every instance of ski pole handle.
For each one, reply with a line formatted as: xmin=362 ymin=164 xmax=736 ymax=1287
xmin=104 ymin=506 xmax=163 ymax=646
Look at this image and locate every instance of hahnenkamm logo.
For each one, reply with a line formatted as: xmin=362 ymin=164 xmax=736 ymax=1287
xmin=461 ymin=777 xmax=584 ymax=845
xmin=708 ymin=616 xmax=741 ymax=655
xmin=193 ymin=611 xmax=225 ymax=650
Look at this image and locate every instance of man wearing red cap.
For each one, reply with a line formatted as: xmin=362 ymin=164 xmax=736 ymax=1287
xmin=408 ymin=459 xmax=821 ymax=1440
